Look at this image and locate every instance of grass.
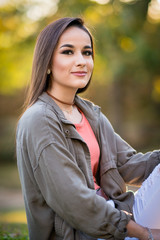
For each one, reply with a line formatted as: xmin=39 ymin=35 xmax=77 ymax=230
xmin=0 ymin=208 xmax=28 ymax=239
xmin=0 ymin=164 xmax=28 ymax=239
xmin=0 ymin=222 xmax=28 ymax=240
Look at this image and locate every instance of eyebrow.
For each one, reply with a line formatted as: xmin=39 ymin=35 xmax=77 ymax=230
xmin=60 ymin=44 xmax=92 ymax=49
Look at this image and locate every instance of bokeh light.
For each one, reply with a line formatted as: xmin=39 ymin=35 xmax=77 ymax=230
xmin=148 ymin=0 xmax=160 ymax=23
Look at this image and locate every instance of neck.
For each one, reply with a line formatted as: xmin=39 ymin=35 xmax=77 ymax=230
xmin=47 ymin=91 xmax=75 ymax=106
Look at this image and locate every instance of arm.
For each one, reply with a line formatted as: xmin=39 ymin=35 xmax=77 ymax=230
xmin=127 ymin=220 xmax=160 ymax=240
xmin=116 ymin=132 xmax=160 ymax=185
xmin=34 ymin=142 xmax=131 ymax=239
xmin=99 ymin=112 xmax=160 ymax=186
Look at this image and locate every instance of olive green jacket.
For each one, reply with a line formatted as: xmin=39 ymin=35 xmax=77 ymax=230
xmin=16 ymin=92 xmax=160 ymax=240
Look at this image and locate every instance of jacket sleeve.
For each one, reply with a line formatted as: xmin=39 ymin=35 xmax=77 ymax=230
xmin=116 ymin=133 xmax=160 ymax=185
xmin=99 ymin=112 xmax=160 ymax=186
xmin=28 ymin=109 xmax=131 ymax=239
xmin=35 ymin=142 xmax=131 ymax=239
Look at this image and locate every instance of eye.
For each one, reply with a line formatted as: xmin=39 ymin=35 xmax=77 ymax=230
xmin=61 ymin=50 xmax=73 ymax=55
xmin=83 ymin=50 xmax=93 ymax=56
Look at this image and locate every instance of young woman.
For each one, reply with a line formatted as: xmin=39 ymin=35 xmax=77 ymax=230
xmin=16 ymin=17 xmax=160 ymax=240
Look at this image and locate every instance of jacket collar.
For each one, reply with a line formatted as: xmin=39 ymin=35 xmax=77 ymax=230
xmin=38 ymin=92 xmax=101 ymax=134
xmin=38 ymin=92 xmax=68 ymax=122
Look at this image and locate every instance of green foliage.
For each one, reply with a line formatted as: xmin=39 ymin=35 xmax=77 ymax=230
xmin=0 ymin=164 xmax=21 ymax=189
xmin=0 ymin=117 xmax=17 ymax=164
xmin=0 ymin=0 xmax=160 ymax=156
xmin=0 ymin=223 xmax=28 ymax=240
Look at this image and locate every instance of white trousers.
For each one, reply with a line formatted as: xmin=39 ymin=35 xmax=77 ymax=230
xmin=126 ymin=163 xmax=160 ymax=240
xmin=99 ymin=163 xmax=160 ymax=240
xmin=133 ymin=163 xmax=160 ymax=229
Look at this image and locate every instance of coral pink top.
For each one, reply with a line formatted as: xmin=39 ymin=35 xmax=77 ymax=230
xmin=75 ymin=111 xmax=100 ymax=190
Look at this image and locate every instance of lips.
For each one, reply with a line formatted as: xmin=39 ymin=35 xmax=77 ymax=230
xmin=71 ymin=71 xmax=87 ymax=77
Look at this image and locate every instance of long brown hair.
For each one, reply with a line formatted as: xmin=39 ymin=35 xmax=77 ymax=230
xmin=24 ymin=17 xmax=94 ymax=109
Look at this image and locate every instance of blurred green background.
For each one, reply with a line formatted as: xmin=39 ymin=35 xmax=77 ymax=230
xmin=0 ymin=0 xmax=160 ymax=237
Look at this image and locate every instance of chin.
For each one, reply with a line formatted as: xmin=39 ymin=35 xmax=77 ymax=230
xmin=76 ymin=80 xmax=89 ymax=88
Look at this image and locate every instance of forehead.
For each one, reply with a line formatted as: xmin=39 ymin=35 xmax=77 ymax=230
xmin=57 ymin=26 xmax=92 ymax=47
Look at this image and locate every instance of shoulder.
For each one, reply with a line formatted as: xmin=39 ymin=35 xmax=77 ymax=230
xmin=76 ymin=95 xmax=98 ymax=108
xmin=99 ymin=112 xmax=114 ymax=130
xmin=76 ymin=95 xmax=115 ymax=136
xmin=79 ymin=96 xmax=113 ymax=129
xmin=75 ymin=95 xmax=101 ymax=118
xmin=19 ymin=101 xmax=50 ymax=126
xmin=17 ymin=100 xmax=60 ymax=138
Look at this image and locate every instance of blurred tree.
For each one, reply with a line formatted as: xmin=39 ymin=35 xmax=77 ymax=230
xmin=0 ymin=0 xmax=160 ymax=164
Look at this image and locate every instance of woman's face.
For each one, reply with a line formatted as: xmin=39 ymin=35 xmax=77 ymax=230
xmin=50 ymin=26 xmax=94 ymax=93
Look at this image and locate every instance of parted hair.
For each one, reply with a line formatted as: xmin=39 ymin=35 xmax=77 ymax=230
xmin=24 ymin=17 xmax=94 ymax=109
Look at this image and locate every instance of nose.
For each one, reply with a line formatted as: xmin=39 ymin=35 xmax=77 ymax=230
xmin=75 ymin=52 xmax=86 ymax=67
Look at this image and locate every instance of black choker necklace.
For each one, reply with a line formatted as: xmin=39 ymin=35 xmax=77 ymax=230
xmin=47 ymin=91 xmax=75 ymax=106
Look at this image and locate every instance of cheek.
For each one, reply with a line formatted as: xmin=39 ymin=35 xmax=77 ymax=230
xmin=89 ymin=60 xmax=94 ymax=72
xmin=52 ymin=57 xmax=68 ymax=74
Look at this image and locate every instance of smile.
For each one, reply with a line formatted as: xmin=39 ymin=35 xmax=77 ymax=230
xmin=71 ymin=71 xmax=87 ymax=77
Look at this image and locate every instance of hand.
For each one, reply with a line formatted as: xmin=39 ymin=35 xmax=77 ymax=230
xmin=126 ymin=220 xmax=160 ymax=240
xmin=149 ymin=229 xmax=160 ymax=240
